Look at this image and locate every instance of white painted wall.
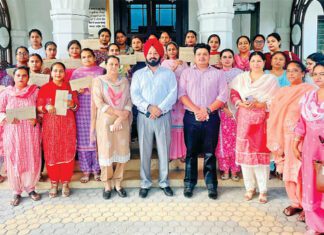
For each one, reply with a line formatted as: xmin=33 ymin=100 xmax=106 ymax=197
xmin=303 ymin=0 xmax=324 ymax=60
xmin=24 ymin=0 xmax=53 ymax=46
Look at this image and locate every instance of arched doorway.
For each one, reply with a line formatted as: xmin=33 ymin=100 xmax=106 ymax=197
xmin=0 ymin=0 xmax=11 ymax=64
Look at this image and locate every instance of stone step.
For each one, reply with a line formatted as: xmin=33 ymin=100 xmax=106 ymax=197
xmin=0 ymin=167 xmax=284 ymax=190
xmin=75 ymin=158 xmax=187 ymax=172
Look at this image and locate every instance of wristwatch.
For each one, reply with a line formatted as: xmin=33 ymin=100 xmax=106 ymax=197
xmin=206 ymin=107 xmax=211 ymax=114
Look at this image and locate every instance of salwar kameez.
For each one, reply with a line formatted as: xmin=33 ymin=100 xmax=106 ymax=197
xmin=161 ymin=59 xmax=188 ymax=160
xmin=0 ymin=85 xmax=41 ymax=194
xmin=0 ymin=73 xmax=14 ymax=175
xmin=93 ymin=50 xmax=109 ymax=66
xmin=267 ymin=83 xmax=314 ymax=208
xmin=37 ymin=81 xmax=78 ymax=183
xmin=71 ymin=66 xmax=104 ymax=174
xmin=91 ymin=76 xmax=132 ymax=189
xmin=230 ymin=72 xmax=278 ymax=193
xmin=215 ymin=68 xmax=242 ymax=174
xmin=295 ymin=90 xmax=324 ymax=233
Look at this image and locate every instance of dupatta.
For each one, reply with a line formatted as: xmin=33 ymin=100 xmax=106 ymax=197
xmin=267 ymin=83 xmax=314 ymax=154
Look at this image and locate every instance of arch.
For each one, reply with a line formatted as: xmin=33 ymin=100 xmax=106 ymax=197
xmin=290 ymin=0 xmax=314 ymax=58
xmin=0 ymin=0 xmax=12 ymax=64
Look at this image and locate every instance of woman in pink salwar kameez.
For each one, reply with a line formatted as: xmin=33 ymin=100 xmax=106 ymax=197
xmin=0 ymin=66 xmax=41 ymax=206
xmin=293 ymin=63 xmax=324 ymax=234
xmin=267 ymin=61 xmax=314 ymax=221
xmin=215 ymin=49 xmax=243 ymax=181
xmin=161 ymin=42 xmax=188 ymax=161
xmin=230 ymin=51 xmax=278 ymax=203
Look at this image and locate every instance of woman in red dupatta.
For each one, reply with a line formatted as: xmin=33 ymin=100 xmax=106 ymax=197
xmin=37 ymin=62 xmax=78 ymax=198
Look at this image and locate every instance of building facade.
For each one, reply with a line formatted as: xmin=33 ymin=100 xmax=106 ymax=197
xmin=0 ymin=0 xmax=323 ymax=62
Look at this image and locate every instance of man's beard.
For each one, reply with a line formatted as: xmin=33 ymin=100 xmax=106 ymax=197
xmin=146 ymin=57 xmax=161 ymax=67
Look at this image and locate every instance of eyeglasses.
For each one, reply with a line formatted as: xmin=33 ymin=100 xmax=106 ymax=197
xmin=16 ymin=52 xmax=28 ymax=56
xmin=254 ymin=40 xmax=264 ymax=44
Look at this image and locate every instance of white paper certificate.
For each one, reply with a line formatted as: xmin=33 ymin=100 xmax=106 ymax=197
xmin=209 ymin=54 xmax=221 ymax=66
xmin=81 ymin=39 xmax=100 ymax=50
xmin=6 ymin=68 xmax=15 ymax=77
xmin=117 ymin=54 xmax=137 ymax=65
xmin=179 ymin=47 xmax=194 ymax=63
xmin=135 ymin=52 xmax=146 ymax=62
xmin=28 ymin=73 xmax=50 ymax=87
xmin=70 ymin=76 xmax=93 ymax=91
xmin=61 ymin=59 xmax=82 ymax=69
xmin=42 ymin=59 xmax=60 ymax=69
xmin=55 ymin=90 xmax=69 ymax=116
xmin=6 ymin=106 xmax=36 ymax=122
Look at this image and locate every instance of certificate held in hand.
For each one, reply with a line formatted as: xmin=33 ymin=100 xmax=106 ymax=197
xmin=117 ymin=54 xmax=137 ymax=65
xmin=179 ymin=47 xmax=194 ymax=63
xmin=6 ymin=106 xmax=36 ymax=123
xmin=55 ymin=90 xmax=69 ymax=116
xmin=28 ymin=73 xmax=50 ymax=87
xmin=70 ymin=76 xmax=93 ymax=91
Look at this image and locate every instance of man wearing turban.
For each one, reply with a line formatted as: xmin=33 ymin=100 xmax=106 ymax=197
xmin=131 ymin=38 xmax=177 ymax=198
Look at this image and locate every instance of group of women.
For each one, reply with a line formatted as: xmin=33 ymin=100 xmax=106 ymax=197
xmin=0 ymin=27 xmax=323 ymax=234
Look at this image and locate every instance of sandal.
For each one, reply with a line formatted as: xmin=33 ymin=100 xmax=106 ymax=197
xmin=283 ymin=206 xmax=303 ymax=216
xmin=10 ymin=194 xmax=21 ymax=206
xmin=259 ymin=193 xmax=268 ymax=204
xmin=231 ymin=174 xmax=240 ymax=182
xmin=62 ymin=183 xmax=70 ymax=197
xmin=0 ymin=175 xmax=5 ymax=183
xmin=49 ymin=182 xmax=58 ymax=198
xmin=244 ymin=189 xmax=256 ymax=201
xmin=221 ymin=173 xmax=230 ymax=180
xmin=297 ymin=211 xmax=305 ymax=222
xmin=80 ymin=174 xmax=90 ymax=183
xmin=29 ymin=191 xmax=41 ymax=201
xmin=94 ymin=173 xmax=101 ymax=182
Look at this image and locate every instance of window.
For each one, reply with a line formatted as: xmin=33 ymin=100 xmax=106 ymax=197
xmin=0 ymin=0 xmax=11 ymax=64
xmin=129 ymin=4 xmax=147 ymax=33
xmin=155 ymin=4 xmax=176 ymax=29
xmin=318 ymin=16 xmax=324 ymax=52
xmin=114 ymin=0 xmax=188 ymax=45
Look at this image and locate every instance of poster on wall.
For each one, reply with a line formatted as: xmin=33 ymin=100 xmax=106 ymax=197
xmin=88 ymin=8 xmax=107 ymax=38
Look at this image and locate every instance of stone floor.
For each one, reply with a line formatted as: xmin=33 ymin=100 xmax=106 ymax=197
xmin=0 ymin=187 xmax=307 ymax=235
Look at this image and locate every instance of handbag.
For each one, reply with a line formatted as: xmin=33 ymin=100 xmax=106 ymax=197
xmin=314 ymin=160 xmax=324 ymax=193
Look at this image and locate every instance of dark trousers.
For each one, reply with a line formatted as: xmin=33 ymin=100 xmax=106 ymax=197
xmin=183 ymin=111 xmax=220 ymax=190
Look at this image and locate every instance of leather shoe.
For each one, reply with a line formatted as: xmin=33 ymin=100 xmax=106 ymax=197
xmin=139 ymin=188 xmax=149 ymax=198
xmin=183 ymin=187 xmax=193 ymax=198
xmin=103 ymin=189 xmax=111 ymax=199
xmin=208 ymin=189 xmax=218 ymax=200
xmin=115 ymin=187 xmax=127 ymax=198
xmin=160 ymin=186 xmax=173 ymax=196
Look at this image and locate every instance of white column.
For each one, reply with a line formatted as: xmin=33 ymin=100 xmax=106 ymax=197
xmin=50 ymin=0 xmax=90 ymax=58
xmin=197 ymin=0 xmax=234 ymax=49
xmin=276 ymin=0 xmax=293 ymax=51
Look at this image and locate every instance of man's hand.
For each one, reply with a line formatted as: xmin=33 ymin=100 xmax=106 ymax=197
xmin=148 ymin=105 xmax=162 ymax=120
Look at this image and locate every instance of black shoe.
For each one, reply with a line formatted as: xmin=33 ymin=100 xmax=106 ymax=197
xmin=208 ymin=189 xmax=218 ymax=200
xmin=160 ymin=186 xmax=173 ymax=196
xmin=115 ymin=187 xmax=127 ymax=198
xmin=103 ymin=189 xmax=112 ymax=199
xmin=183 ymin=187 xmax=193 ymax=198
xmin=139 ymin=188 xmax=149 ymax=198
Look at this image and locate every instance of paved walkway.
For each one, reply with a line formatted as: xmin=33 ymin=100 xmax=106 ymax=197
xmin=0 ymin=187 xmax=306 ymax=235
